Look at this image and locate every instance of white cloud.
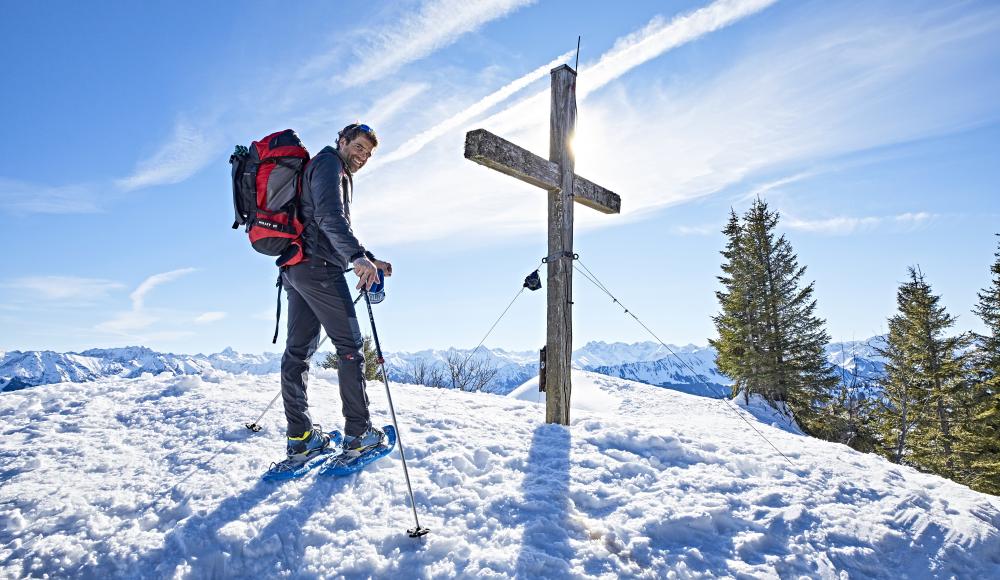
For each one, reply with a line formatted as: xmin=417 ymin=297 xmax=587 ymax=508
xmin=367 ymin=0 xmax=776 ymax=175
xmin=672 ymin=225 xmax=718 ymax=236
xmin=352 ymin=0 xmax=785 ymax=244
xmin=116 ymin=119 xmax=219 ymax=191
xmin=0 ymin=178 xmax=101 ymax=214
xmin=893 ymin=212 xmax=935 ymax=227
xmin=785 ymin=212 xmax=936 ymax=235
xmin=739 ymin=172 xmax=818 ymax=202
xmin=130 ymin=268 xmax=198 ymax=311
xmin=5 ymin=276 xmax=124 ymax=301
xmin=352 ymin=1 xmax=999 ymax=249
xmin=194 ymin=311 xmax=227 ymax=324
xmin=360 ymin=83 xmax=431 ymax=129
xmin=96 ymin=311 xmax=159 ymax=334
xmin=493 ymin=1 xmax=998 ymax=231
xmin=338 ymin=0 xmax=536 ymax=88
xmin=97 ymin=268 xmax=197 ymax=335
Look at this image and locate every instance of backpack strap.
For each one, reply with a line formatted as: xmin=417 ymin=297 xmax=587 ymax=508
xmin=272 ymin=271 xmax=284 ymax=344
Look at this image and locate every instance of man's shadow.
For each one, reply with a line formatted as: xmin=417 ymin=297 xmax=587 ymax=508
xmin=118 ymin=476 xmax=278 ymax=578
xmin=512 ymin=423 xmax=576 ymax=578
xmin=125 ymin=453 xmax=429 ymax=578
xmin=120 ymin=457 xmax=354 ymax=577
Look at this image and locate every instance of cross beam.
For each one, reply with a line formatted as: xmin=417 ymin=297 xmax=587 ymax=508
xmin=463 ymin=65 xmax=621 ymax=425
xmin=464 ymin=129 xmax=621 ymax=214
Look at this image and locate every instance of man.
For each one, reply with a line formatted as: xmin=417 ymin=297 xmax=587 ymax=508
xmin=280 ymin=122 xmax=391 ymax=463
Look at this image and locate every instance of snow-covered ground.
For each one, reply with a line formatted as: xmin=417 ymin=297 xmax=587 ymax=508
xmin=1 ymin=369 xmax=998 ymax=578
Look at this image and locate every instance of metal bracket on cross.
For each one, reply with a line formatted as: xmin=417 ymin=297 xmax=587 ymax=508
xmin=542 ymin=252 xmax=578 ymax=264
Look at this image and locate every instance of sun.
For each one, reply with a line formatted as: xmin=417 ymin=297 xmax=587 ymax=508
xmin=569 ymin=120 xmax=600 ymax=170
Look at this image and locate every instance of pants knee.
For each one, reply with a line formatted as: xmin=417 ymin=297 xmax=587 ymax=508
xmin=339 ymin=351 xmax=364 ymax=366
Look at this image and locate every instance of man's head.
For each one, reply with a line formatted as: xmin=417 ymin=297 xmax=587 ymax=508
xmin=337 ymin=123 xmax=378 ymax=173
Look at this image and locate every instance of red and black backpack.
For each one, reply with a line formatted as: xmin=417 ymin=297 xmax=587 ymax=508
xmin=230 ymin=129 xmax=310 ymax=267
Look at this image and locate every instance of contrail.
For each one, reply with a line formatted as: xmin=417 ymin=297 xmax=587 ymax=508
xmin=370 ymin=0 xmax=778 ymax=171
xmin=482 ymin=0 xmax=779 ymax=133
xmin=370 ymin=50 xmax=575 ymax=170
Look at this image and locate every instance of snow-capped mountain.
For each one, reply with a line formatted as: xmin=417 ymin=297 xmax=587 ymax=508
xmin=0 ymin=347 xmax=281 ymax=392
xmin=571 ymin=340 xmax=681 ymax=367
xmin=384 ymin=346 xmax=537 ymax=394
xmin=589 ymin=346 xmax=732 ymax=397
xmin=2 ymin=338 xmax=888 ymax=397
xmin=588 ymin=339 xmax=889 ymax=398
xmin=385 ymin=340 xmax=739 ymax=394
xmin=826 ymin=339 xmax=887 ymax=383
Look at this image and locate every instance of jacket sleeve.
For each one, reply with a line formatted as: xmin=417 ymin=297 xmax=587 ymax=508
xmin=307 ymin=152 xmax=368 ymax=263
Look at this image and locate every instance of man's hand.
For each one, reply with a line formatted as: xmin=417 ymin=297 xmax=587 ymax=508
xmin=372 ymin=259 xmax=393 ymax=277
xmin=352 ymin=257 xmax=379 ymax=290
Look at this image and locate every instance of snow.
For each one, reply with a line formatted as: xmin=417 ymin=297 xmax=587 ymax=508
xmin=2 ymin=370 xmax=999 ymax=578
xmin=508 ymin=374 xmax=620 ymax=414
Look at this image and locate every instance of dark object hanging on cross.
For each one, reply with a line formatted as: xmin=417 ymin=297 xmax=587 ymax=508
xmin=464 ymin=64 xmax=622 ymax=425
xmin=523 ymin=270 xmax=542 ymax=291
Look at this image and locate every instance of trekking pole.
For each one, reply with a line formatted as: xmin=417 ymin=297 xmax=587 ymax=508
xmin=362 ymin=289 xmax=430 ymax=538
xmin=246 ymin=335 xmax=331 ymax=432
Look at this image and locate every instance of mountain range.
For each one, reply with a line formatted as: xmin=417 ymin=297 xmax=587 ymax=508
xmin=1 ymin=339 xmax=886 ymax=396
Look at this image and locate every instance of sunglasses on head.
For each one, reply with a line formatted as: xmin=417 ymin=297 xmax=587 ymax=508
xmin=346 ymin=123 xmax=374 ymax=134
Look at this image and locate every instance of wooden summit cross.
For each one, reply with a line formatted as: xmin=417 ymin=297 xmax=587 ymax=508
xmin=464 ymin=64 xmax=622 ymax=425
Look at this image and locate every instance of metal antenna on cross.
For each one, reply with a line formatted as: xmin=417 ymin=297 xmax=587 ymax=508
xmin=575 ymin=35 xmax=581 ymax=71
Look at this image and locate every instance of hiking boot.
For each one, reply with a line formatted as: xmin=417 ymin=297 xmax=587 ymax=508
xmin=287 ymin=426 xmax=331 ymax=459
xmin=344 ymin=426 xmax=385 ymax=455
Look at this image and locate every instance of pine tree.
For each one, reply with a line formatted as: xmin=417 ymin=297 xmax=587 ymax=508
xmin=321 ymin=335 xmax=381 ymax=381
xmin=873 ymin=267 xmax=970 ymax=478
xmin=710 ymin=199 xmax=838 ymax=434
xmin=961 ymin=235 xmax=1000 ymax=494
xmin=711 ymin=210 xmax=756 ymax=396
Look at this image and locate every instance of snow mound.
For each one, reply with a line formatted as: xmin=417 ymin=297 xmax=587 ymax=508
xmin=507 ymin=373 xmax=619 ymax=414
xmin=1 ymin=370 xmax=998 ymax=578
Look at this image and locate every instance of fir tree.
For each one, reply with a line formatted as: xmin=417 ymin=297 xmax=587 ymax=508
xmin=873 ymin=267 xmax=970 ymax=478
xmin=710 ymin=199 xmax=838 ymax=434
xmin=962 ymin=235 xmax=1000 ymax=494
xmin=321 ymin=335 xmax=381 ymax=381
xmin=711 ymin=210 xmax=756 ymax=396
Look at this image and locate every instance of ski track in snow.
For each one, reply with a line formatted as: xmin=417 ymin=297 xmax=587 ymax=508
xmin=1 ymin=369 xmax=999 ymax=579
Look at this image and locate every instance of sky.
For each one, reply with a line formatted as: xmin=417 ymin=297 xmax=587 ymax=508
xmin=1 ymin=0 xmax=998 ymax=356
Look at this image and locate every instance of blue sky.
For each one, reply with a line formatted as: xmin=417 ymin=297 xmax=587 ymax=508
xmin=1 ymin=0 xmax=998 ymax=355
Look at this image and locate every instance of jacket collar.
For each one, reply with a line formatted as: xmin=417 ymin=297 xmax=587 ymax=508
xmin=332 ymin=147 xmax=353 ymax=178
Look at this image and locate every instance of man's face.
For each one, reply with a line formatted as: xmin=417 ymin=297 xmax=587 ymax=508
xmin=338 ymin=134 xmax=376 ymax=173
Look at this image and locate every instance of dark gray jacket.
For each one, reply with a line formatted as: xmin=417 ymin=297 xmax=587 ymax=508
xmin=298 ymin=146 xmax=372 ymax=269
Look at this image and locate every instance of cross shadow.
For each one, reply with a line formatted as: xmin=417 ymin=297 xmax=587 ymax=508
xmin=512 ymin=423 xmax=576 ymax=578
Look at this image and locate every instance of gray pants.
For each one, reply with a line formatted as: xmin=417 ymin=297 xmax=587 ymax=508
xmin=280 ymin=260 xmax=370 ymax=438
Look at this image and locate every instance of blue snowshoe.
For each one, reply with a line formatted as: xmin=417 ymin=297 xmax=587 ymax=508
xmin=263 ymin=427 xmax=343 ymax=481
xmin=319 ymin=425 xmax=396 ymax=477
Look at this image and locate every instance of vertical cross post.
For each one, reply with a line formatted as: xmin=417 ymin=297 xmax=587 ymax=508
xmin=463 ymin=64 xmax=621 ymax=426
xmin=546 ymin=64 xmax=576 ymax=425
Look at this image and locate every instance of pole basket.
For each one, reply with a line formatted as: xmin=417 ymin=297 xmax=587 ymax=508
xmin=408 ymin=526 xmax=431 ymax=538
